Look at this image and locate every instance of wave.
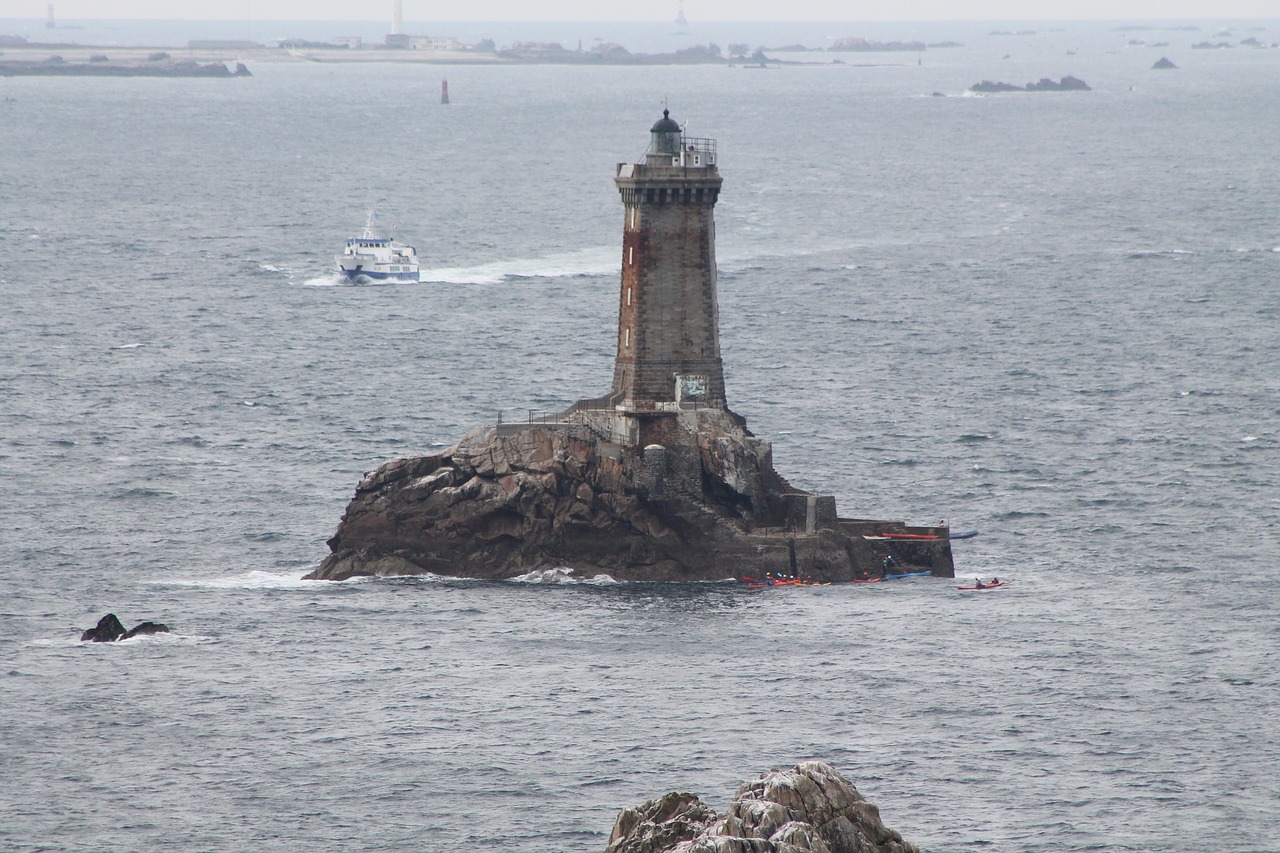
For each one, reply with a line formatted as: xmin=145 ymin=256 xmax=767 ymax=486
xmin=1125 ymin=249 xmax=1194 ymax=259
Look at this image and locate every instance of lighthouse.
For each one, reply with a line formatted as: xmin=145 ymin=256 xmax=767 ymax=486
xmin=314 ymin=106 xmax=959 ymax=584
xmin=611 ymin=110 xmax=726 ymax=410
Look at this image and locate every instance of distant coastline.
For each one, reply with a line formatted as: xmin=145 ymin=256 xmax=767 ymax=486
xmin=0 ymin=33 xmax=952 ymax=70
xmin=0 ymin=55 xmax=251 ymax=77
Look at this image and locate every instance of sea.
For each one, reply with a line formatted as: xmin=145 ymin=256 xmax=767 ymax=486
xmin=2 ymin=17 xmax=1278 ymax=853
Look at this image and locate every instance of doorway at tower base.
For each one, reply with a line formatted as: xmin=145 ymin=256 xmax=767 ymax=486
xmin=308 ymin=411 xmax=955 ymax=583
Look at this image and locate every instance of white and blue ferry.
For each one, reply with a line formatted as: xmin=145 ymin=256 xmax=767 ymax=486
xmin=335 ymin=212 xmax=420 ymax=283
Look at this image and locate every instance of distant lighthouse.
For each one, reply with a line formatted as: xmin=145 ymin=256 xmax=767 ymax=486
xmin=611 ymin=109 xmax=725 ymax=410
xmin=392 ymin=0 xmax=404 ymax=35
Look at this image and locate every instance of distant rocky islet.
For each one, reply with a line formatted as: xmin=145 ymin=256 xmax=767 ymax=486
xmin=969 ymin=75 xmax=1092 ymax=93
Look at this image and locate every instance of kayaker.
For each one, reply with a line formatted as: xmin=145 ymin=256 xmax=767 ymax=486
xmin=991 ymin=576 xmax=1000 ymax=584
xmin=882 ymin=555 xmax=896 ymax=574
xmin=974 ymin=578 xmax=985 ymax=589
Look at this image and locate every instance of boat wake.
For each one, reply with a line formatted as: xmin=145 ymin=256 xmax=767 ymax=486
xmin=422 ymin=246 xmax=618 ymax=285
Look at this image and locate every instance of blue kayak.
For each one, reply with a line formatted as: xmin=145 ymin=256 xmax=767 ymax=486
xmin=885 ymin=571 xmax=933 ymax=580
xmin=949 ymin=529 xmax=979 ymax=540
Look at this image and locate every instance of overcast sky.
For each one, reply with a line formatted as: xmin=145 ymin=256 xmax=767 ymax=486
xmin=13 ymin=0 xmax=1279 ymax=21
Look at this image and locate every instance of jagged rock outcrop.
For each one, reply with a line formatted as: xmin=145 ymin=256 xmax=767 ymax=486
xmin=605 ymin=761 xmax=919 ymax=853
xmin=1152 ymin=56 xmax=1178 ymax=69
xmin=309 ymin=411 xmax=953 ymax=583
xmin=1025 ymin=75 xmax=1090 ymax=91
xmin=970 ymin=75 xmax=1090 ymax=92
xmin=313 ymin=414 xmax=780 ymax=581
xmin=80 ymin=614 xmax=170 ymax=642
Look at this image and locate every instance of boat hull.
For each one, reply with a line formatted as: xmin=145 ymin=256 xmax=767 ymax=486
xmin=336 ymin=266 xmax=420 ymax=283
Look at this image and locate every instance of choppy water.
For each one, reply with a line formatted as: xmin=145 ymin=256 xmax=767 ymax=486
xmin=2 ymin=21 xmax=1279 ymax=852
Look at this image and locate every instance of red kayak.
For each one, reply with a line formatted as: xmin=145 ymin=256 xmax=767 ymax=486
xmin=854 ymin=577 xmax=883 ymax=584
xmin=957 ymin=581 xmax=1007 ymax=590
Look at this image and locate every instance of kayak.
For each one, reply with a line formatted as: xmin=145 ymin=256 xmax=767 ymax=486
xmin=956 ymin=581 xmax=1007 ymax=590
xmin=950 ymin=529 xmax=979 ymax=540
xmin=854 ymin=577 xmax=883 ymax=584
xmin=880 ymin=533 xmax=942 ymax=541
xmin=885 ymin=571 xmax=933 ymax=580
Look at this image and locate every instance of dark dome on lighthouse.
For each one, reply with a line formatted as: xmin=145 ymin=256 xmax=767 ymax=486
xmin=650 ymin=109 xmax=682 ymax=157
xmin=650 ymin=109 xmax=681 ymax=133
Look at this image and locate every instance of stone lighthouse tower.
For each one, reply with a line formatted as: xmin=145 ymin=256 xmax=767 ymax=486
xmin=611 ymin=110 xmax=726 ymax=410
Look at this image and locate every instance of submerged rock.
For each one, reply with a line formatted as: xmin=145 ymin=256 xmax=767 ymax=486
xmin=80 ymin=613 xmax=170 ymax=642
xmin=605 ymin=761 xmax=919 ymax=853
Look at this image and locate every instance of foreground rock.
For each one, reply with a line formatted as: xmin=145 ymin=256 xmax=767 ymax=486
xmin=310 ymin=414 xmax=953 ymax=583
xmin=80 ymin=613 xmax=170 ymax=642
xmin=606 ymin=761 xmax=919 ymax=853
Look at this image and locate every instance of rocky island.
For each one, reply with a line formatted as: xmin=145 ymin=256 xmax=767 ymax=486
xmin=310 ymin=111 xmax=955 ymax=584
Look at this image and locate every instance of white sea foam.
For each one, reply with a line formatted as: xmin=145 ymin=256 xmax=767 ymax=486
xmin=510 ymin=567 xmax=618 ymax=584
xmin=150 ymin=570 xmax=364 ymax=590
xmin=512 ymin=567 xmax=577 ymax=584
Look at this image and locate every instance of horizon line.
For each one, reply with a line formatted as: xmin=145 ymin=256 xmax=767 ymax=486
xmin=7 ymin=15 xmax=1280 ymax=24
